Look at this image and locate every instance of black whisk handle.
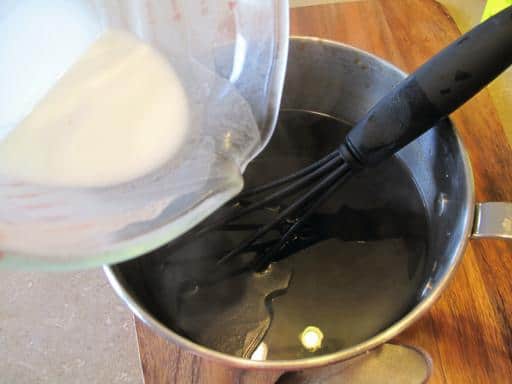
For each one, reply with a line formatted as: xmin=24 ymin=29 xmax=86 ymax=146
xmin=341 ymin=5 xmax=512 ymax=168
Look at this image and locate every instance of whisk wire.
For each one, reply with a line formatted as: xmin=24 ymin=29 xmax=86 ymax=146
xmin=217 ymin=160 xmax=351 ymax=265
xmin=239 ymin=151 xmax=340 ymax=198
xmin=253 ymin=168 xmax=353 ymax=270
xmin=196 ymin=152 xmax=344 ymax=236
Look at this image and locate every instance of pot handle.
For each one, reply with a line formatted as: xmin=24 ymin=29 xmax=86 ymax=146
xmin=472 ymin=202 xmax=512 ymax=239
xmin=270 ymin=344 xmax=432 ymax=384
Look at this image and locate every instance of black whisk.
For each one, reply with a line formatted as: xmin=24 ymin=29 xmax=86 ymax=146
xmin=197 ymin=7 xmax=512 ymax=271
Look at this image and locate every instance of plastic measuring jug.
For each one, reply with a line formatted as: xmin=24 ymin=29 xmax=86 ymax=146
xmin=0 ymin=0 xmax=289 ymax=269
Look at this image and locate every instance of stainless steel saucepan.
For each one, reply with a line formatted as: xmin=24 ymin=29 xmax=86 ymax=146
xmin=105 ymin=37 xmax=512 ymax=382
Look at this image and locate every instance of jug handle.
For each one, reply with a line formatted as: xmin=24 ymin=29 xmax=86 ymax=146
xmin=472 ymin=202 xmax=512 ymax=239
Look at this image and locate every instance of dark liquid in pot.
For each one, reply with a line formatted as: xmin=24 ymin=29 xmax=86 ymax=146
xmin=136 ymin=110 xmax=430 ymax=360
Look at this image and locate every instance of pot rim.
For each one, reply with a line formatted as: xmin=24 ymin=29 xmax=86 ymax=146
xmin=104 ymin=36 xmax=475 ymax=371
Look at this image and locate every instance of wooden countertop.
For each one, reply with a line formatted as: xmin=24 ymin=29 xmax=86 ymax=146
xmin=135 ymin=1 xmax=512 ymax=382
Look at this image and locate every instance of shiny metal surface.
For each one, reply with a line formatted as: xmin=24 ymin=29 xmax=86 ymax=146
xmin=105 ymin=37 xmax=476 ymax=370
xmin=276 ymin=344 xmax=432 ymax=384
xmin=473 ymin=202 xmax=512 ymax=239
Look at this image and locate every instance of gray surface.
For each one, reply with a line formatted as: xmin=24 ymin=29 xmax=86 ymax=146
xmin=0 ymin=269 xmax=142 ymax=384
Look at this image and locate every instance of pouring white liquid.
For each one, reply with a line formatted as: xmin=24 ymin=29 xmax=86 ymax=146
xmin=0 ymin=30 xmax=189 ymax=187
